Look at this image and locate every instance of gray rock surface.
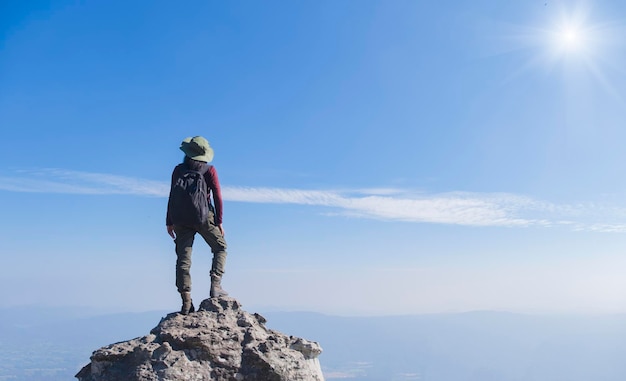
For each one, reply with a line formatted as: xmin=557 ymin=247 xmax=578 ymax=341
xmin=76 ymin=297 xmax=324 ymax=381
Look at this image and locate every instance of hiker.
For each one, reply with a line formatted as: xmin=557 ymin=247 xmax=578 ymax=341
xmin=166 ymin=136 xmax=229 ymax=315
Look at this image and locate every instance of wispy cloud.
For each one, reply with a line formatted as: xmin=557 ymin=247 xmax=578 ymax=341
xmin=0 ymin=169 xmax=169 ymax=196
xmin=224 ymin=186 xmax=539 ymax=227
xmin=1 ymin=168 xmax=625 ymax=231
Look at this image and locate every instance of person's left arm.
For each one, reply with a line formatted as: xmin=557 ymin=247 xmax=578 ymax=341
xmin=206 ymin=166 xmax=225 ymax=235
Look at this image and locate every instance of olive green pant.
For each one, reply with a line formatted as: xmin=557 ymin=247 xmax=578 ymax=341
xmin=174 ymin=216 xmax=227 ymax=293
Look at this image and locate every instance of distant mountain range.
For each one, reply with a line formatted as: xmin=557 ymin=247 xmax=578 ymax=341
xmin=1 ymin=306 xmax=625 ymax=381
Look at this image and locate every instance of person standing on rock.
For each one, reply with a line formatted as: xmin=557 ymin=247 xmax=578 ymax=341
xmin=166 ymin=136 xmax=229 ymax=315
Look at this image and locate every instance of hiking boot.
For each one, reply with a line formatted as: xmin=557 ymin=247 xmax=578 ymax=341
xmin=180 ymin=292 xmax=195 ymax=315
xmin=210 ymin=274 xmax=229 ymax=298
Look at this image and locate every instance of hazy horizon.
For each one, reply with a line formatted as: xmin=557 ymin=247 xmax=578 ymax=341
xmin=2 ymin=305 xmax=625 ymax=381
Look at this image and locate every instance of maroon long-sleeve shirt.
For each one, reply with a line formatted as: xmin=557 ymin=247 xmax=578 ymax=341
xmin=166 ymin=162 xmax=224 ymax=226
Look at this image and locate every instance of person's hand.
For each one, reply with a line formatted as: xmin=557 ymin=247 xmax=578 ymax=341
xmin=218 ymin=224 xmax=225 ymax=236
xmin=167 ymin=225 xmax=176 ymax=239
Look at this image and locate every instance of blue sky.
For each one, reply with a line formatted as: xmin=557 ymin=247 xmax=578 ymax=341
xmin=2 ymin=0 xmax=626 ymax=315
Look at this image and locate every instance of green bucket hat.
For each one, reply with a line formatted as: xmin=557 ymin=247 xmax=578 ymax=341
xmin=180 ymin=136 xmax=214 ymax=163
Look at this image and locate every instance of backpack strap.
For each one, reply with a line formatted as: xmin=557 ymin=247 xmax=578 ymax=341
xmin=183 ymin=161 xmax=210 ymax=177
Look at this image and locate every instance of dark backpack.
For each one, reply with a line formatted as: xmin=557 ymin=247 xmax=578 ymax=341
xmin=169 ymin=165 xmax=211 ymax=226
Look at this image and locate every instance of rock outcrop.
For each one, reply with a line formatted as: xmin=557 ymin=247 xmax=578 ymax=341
xmin=76 ymin=297 xmax=324 ymax=381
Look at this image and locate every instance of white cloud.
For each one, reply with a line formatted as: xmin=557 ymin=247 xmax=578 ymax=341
xmin=1 ymin=168 xmax=625 ymax=231
xmin=0 ymin=169 xmax=168 ymax=196
xmin=225 ymin=186 xmax=536 ymax=227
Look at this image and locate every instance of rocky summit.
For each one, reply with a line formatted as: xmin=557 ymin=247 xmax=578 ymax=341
xmin=75 ymin=297 xmax=324 ymax=381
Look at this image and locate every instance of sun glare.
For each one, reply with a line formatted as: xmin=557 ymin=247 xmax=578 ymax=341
xmin=495 ymin=3 xmax=624 ymax=103
xmin=553 ymin=24 xmax=587 ymax=54
xmin=560 ymin=27 xmax=581 ymax=50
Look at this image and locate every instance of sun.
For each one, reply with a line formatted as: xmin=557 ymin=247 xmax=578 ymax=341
xmin=496 ymin=2 xmax=619 ymax=74
xmin=494 ymin=3 xmax=622 ymax=103
xmin=552 ymin=23 xmax=588 ymax=55
xmin=559 ymin=27 xmax=582 ymax=50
